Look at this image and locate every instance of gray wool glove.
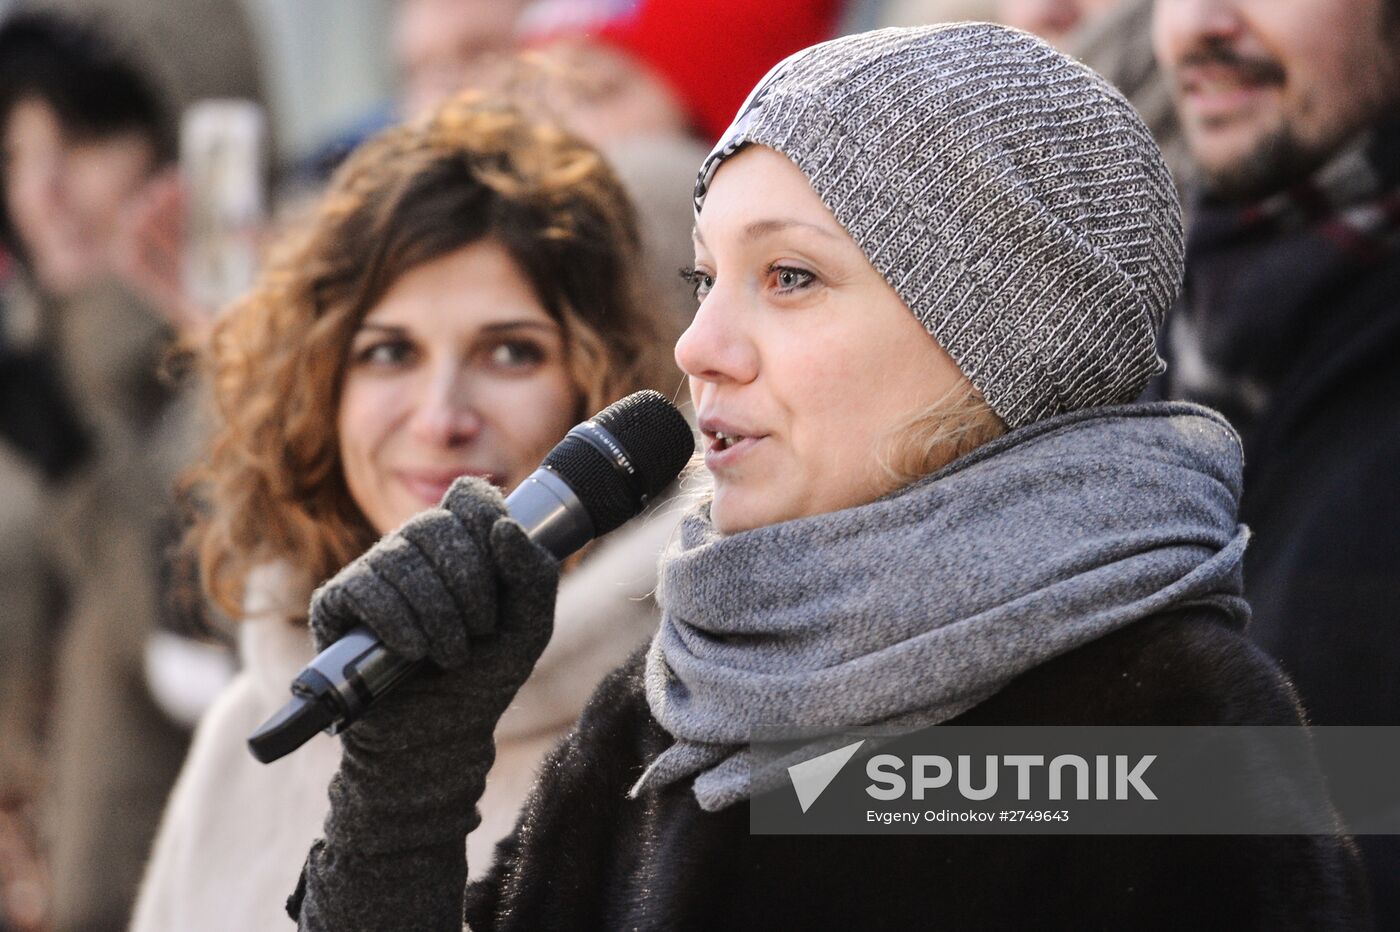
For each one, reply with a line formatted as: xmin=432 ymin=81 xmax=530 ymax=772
xmin=288 ymin=476 xmax=559 ymax=932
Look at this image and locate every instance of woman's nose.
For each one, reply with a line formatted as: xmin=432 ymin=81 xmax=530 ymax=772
xmin=674 ymin=288 xmax=759 ymax=386
xmin=407 ymin=366 xmax=483 ymax=447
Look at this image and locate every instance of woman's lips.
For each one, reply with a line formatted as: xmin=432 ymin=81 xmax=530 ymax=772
xmin=698 ymin=416 xmax=767 ymax=470
xmin=702 ymin=432 xmax=764 ymax=470
xmin=396 ymin=470 xmax=504 ymax=505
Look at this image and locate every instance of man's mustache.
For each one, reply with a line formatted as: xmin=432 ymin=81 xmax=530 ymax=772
xmin=1176 ymin=38 xmax=1286 ymax=85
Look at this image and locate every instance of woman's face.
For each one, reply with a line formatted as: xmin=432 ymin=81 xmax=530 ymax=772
xmin=338 ymin=239 xmax=580 ymax=535
xmin=676 ymin=145 xmax=966 ymax=535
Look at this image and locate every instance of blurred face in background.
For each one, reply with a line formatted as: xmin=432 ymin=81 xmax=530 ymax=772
xmin=337 ymin=239 xmax=579 ymax=534
xmin=394 ymin=0 xmax=689 ymax=145
xmin=1154 ymin=0 xmax=1400 ymax=200
xmin=996 ymin=0 xmax=1123 ymax=48
xmin=2 ymin=96 xmax=156 ymax=295
xmin=530 ymin=40 xmax=690 ymax=148
xmin=675 ymin=146 xmax=965 ymax=535
xmin=395 ymin=0 xmax=527 ymax=117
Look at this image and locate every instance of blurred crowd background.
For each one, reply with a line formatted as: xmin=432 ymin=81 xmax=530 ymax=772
xmin=0 ymin=1 xmax=1396 ymax=930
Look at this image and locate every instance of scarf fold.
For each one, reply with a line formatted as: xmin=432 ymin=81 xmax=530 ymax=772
xmin=631 ymin=402 xmax=1249 ymax=812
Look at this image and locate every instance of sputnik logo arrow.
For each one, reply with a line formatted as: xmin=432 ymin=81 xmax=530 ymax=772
xmin=787 ymin=740 xmax=866 ymax=813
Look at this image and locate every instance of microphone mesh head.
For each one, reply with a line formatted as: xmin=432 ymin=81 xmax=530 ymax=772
xmin=543 ymin=391 xmax=695 ymax=536
xmin=593 ymin=390 xmax=696 ymax=498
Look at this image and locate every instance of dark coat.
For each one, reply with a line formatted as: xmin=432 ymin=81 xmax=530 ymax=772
xmin=465 ymin=608 xmax=1370 ymax=931
xmin=1143 ymin=119 xmax=1400 ymax=925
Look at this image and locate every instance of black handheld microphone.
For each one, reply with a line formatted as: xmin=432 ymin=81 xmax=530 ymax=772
xmin=247 ymin=390 xmax=694 ymax=764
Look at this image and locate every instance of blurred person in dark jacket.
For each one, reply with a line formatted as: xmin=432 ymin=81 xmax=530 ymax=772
xmin=1151 ymin=0 xmax=1400 ymax=924
xmin=0 ymin=7 xmax=260 ymax=929
xmin=0 ymin=13 xmax=181 ymax=932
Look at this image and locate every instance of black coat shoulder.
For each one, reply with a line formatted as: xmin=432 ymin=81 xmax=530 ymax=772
xmin=466 ymin=612 xmax=1370 ymax=931
xmin=960 ymin=606 xmax=1308 ymax=726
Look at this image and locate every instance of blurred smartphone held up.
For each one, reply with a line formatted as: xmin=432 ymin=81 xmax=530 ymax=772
xmin=182 ymin=100 xmax=267 ymax=313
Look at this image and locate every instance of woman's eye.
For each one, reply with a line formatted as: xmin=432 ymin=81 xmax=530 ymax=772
xmin=487 ymin=340 xmax=545 ymax=369
xmin=355 ymin=340 xmax=413 ymax=367
xmin=770 ymin=265 xmax=815 ymax=293
xmin=680 ymin=265 xmax=715 ymax=301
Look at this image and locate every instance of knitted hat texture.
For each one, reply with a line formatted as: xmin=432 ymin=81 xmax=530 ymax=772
xmin=694 ymin=24 xmax=1183 ymax=429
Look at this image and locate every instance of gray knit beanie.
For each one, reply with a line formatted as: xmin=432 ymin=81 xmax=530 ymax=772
xmin=694 ymin=23 xmax=1183 ymax=429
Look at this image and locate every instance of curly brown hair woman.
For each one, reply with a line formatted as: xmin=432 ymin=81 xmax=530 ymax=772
xmin=195 ymin=94 xmax=677 ymax=618
xmin=131 ymin=92 xmax=683 ymax=932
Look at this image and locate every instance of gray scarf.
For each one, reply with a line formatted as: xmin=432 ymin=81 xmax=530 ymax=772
xmin=631 ymin=403 xmax=1250 ymax=812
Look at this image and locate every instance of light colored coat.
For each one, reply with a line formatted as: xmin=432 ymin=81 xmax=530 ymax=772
xmin=130 ymin=497 xmax=682 ymax=931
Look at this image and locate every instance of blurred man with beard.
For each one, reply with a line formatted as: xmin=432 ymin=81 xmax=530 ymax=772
xmin=1152 ymin=2 xmax=1400 ymax=923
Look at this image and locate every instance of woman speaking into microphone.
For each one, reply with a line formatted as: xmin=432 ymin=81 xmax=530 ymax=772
xmin=290 ymin=24 xmax=1366 ymax=930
